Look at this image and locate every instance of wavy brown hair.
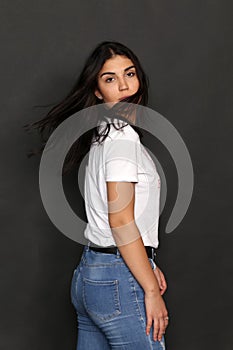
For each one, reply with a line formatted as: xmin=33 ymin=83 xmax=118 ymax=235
xmin=24 ymin=41 xmax=149 ymax=174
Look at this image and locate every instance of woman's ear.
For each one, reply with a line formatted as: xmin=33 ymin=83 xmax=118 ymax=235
xmin=94 ymin=89 xmax=103 ymax=100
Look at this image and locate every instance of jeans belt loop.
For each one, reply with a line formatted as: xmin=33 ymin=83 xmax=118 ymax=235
xmin=152 ymin=247 xmax=157 ymax=261
xmin=152 ymin=247 xmax=154 ymax=260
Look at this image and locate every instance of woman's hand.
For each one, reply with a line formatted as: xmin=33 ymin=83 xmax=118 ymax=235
xmin=144 ymin=291 xmax=169 ymax=341
xmin=145 ymin=266 xmax=169 ymax=341
xmin=153 ymin=266 xmax=167 ymax=296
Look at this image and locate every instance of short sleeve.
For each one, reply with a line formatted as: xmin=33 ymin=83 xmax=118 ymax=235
xmin=103 ymin=126 xmax=142 ymax=182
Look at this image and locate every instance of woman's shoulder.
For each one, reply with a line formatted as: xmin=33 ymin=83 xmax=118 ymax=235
xmin=107 ymin=118 xmax=140 ymax=142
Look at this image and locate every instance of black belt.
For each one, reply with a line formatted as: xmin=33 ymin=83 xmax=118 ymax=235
xmin=89 ymin=245 xmax=156 ymax=261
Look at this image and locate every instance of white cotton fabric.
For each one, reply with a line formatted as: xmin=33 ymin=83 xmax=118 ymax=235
xmin=83 ymin=117 xmax=161 ymax=248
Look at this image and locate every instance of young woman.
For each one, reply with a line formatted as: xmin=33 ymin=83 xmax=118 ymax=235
xmin=26 ymin=41 xmax=169 ymax=349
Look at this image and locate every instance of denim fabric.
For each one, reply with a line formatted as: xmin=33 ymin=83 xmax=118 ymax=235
xmin=70 ymin=245 xmax=166 ymax=350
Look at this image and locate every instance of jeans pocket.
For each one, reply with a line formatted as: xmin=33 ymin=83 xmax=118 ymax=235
xmin=83 ymin=277 xmax=121 ymax=321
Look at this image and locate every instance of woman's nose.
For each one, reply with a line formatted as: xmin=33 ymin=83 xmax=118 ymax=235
xmin=118 ymin=77 xmax=129 ymax=91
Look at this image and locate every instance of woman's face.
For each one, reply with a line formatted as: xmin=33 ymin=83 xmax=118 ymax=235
xmin=95 ymin=55 xmax=140 ymax=104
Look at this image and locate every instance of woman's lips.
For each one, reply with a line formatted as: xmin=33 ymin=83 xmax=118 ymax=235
xmin=119 ymin=96 xmax=130 ymax=101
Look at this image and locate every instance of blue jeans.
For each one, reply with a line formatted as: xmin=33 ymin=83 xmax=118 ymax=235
xmin=70 ymin=245 xmax=166 ymax=350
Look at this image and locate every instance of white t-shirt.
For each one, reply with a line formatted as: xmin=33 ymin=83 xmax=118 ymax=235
xmin=83 ymin=117 xmax=161 ymax=248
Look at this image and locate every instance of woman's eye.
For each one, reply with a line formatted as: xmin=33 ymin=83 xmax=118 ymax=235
xmin=127 ymin=71 xmax=136 ymax=77
xmin=105 ymin=77 xmax=114 ymax=83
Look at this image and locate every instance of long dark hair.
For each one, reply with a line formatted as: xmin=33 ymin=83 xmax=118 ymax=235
xmin=24 ymin=41 xmax=149 ymax=174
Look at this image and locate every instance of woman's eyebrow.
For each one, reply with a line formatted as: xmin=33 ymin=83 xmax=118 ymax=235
xmin=100 ymin=65 xmax=136 ymax=78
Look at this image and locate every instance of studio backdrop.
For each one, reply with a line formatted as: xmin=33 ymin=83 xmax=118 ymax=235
xmin=1 ymin=1 xmax=232 ymax=350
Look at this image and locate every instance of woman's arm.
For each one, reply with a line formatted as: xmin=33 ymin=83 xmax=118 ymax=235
xmin=106 ymin=181 xmax=168 ymax=341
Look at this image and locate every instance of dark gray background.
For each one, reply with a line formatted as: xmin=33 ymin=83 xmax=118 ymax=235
xmin=1 ymin=1 xmax=232 ymax=349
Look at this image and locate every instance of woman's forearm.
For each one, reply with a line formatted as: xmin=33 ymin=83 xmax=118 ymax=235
xmin=110 ymin=220 xmax=160 ymax=295
xmin=107 ymin=181 xmax=160 ymax=296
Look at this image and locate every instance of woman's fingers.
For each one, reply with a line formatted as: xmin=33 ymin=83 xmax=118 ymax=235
xmin=154 ymin=267 xmax=167 ymax=295
xmin=157 ymin=317 xmax=166 ymax=341
xmin=152 ymin=319 xmax=159 ymax=340
xmin=159 ymin=270 xmax=167 ymax=293
xmin=147 ymin=316 xmax=167 ymax=341
xmin=164 ymin=316 xmax=169 ymax=327
xmin=146 ymin=317 xmax=153 ymax=335
xmin=144 ymin=293 xmax=169 ymax=342
xmin=153 ymin=268 xmax=162 ymax=289
xmin=151 ymin=317 xmax=167 ymax=341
